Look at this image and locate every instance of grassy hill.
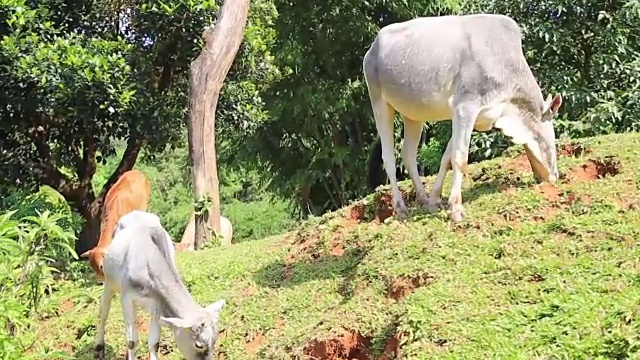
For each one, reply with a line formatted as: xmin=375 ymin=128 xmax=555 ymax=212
xmin=29 ymin=132 xmax=640 ymax=359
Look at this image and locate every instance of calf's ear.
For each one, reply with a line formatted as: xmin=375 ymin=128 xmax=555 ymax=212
xmin=160 ymin=316 xmax=191 ymax=329
xmin=205 ymin=299 xmax=225 ymax=315
xmin=80 ymin=250 xmax=92 ymax=258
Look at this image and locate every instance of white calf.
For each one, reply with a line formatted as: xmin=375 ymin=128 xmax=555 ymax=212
xmin=94 ymin=210 xmax=225 ymax=360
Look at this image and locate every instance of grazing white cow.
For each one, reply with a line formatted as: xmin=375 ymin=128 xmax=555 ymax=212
xmin=363 ymin=14 xmax=563 ymax=221
xmin=94 ymin=210 xmax=225 ymax=360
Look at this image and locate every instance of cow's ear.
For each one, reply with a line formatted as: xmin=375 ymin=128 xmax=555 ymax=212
xmin=544 ymin=94 xmax=562 ymax=117
xmin=550 ymin=94 xmax=562 ymax=114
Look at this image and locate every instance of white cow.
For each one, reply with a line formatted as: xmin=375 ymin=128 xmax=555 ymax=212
xmin=363 ymin=13 xmax=563 ymax=221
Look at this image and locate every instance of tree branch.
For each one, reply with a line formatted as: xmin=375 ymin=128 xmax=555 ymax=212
xmin=25 ymin=128 xmax=81 ymax=202
xmin=98 ymin=136 xmax=144 ymax=199
xmin=78 ymin=134 xmax=98 ymax=188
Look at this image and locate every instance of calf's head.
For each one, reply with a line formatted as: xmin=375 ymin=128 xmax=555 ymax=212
xmin=161 ymin=299 xmax=226 ymax=360
xmin=80 ymin=248 xmax=106 ymax=280
xmin=524 ymin=94 xmax=563 ymax=183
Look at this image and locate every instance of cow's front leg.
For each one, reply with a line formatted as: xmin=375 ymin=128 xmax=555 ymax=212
xmin=447 ymin=105 xmax=476 ymax=222
xmin=425 ymin=138 xmax=453 ymax=213
xmin=374 ymin=102 xmax=409 ymax=218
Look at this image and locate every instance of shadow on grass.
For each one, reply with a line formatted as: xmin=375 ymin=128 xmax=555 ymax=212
xmin=73 ymin=343 xmax=118 ymax=360
xmin=253 ymin=246 xmax=368 ymax=296
xmin=463 ymin=177 xmax=531 ymax=204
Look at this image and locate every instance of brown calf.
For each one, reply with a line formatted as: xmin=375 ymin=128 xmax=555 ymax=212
xmin=80 ymin=169 xmax=151 ymax=280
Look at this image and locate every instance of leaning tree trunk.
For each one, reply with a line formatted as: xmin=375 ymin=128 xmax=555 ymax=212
xmin=187 ymin=0 xmax=250 ymax=250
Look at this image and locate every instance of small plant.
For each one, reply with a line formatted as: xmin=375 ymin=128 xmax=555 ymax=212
xmin=0 ymin=188 xmax=77 ymax=358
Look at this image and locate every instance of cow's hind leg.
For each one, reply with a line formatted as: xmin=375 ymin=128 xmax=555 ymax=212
xmin=447 ymin=103 xmax=478 ymax=222
xmin=373 ymin=101 xmax=409 ymax=218
xmin=401 ymin=118 xmax=429 ymax=207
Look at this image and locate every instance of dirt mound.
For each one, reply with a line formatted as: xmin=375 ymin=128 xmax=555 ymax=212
xmin=379 ymin=332 xmax=404 ymax=360
xmin=563 ymin=156 xmax=622 ymax=182
xmin=558 ymin=143 xmax=592 ymax=157
xmin=246 ymin=331 xmax=266 ymax=355
xmin=347 ymin=187 xmax=419 ymax=224
xmin=387 ymin=273 xmax=436 ymax=301
xmin=303 ymin=330 xmax=372 ymax=360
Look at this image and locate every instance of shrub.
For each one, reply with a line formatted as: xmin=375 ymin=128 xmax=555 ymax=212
xmin=0 ymin=188 xmax=78 ymax=357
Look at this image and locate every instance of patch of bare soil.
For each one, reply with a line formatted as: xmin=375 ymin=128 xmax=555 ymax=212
xmin=537 ymin=183 xmax=561 ymax=202
xmin=562 ymin=156 xmax=622 ymax=182
xmin=558 ymin=143 xmax=592 ymax=157
xmin=375 ymin=192 xmax=395 ymax=222
xmin=512 ymin=153 xmax=532 ymax=172
xmin=135 ymin=317 xmax=149 ymax=334
xmin=347 ymin=185 xmax=421 ymax=224
xmin=347 ymin=204 xmax=366 ymax=222
xmin=245 ymin=331 xmax=266 ymax=355
xmin=59 ymin=299 xmax=74 ymax=314
xmin=379 ymin=332 xmax=404 ymax=360
xmin=303 ymin=330 xmax=372 ymax=360
xmin=387 ymin=273 xmax=436 ymax=301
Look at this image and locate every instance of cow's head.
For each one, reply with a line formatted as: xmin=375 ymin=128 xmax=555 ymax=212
xmin=524 ymin=94 xmax=563 ymax=183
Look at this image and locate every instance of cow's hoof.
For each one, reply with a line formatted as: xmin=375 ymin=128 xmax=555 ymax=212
xmin=448 ymin=206 xmax=465 ymax=222
xmin=394 ymin=204 xmax=410 ymax=219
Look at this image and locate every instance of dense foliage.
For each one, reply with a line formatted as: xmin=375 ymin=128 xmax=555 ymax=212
xmin=1 ymin=1 xmax=639 ymax=355
xmin=0 ymin=188 xmax=78 ymax=358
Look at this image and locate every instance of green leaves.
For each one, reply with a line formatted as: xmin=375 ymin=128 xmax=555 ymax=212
xmin=0 ymin=187 xmax=77 ymax=358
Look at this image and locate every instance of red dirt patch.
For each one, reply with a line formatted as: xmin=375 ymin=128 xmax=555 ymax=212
xmin=348 ymin=204 xmax=366 ymax=222
xmin=375 ymin=192 xmax=395 ymax=222
xmin=135 ymin=317 xmax=149 ymax=334
xmin=379 ymin=332 xmax=405 ymax=360
xmin=537 ymin=183 xmax=561 ymax=202
xmin=387 ymin=273 xmax=436 ymax=301
xmin=303 ymin=330 xmax=372 ymax=360
xmin=563 ymin=156 xmax=622 ymax=182
xmin=59 ymin=299 xmax=74 ymax=314
xmin=245 ymin=331 xmax=266 ymax=355
xmin=558 ymin=143 xmax=592 ymax=157
xmin=512 ymin=153 xmax=532 ymax=172
xmin=330 ymin=241 xmax=345 ymax=257
xmin=346 ymin=186 xmax=420 ymax=224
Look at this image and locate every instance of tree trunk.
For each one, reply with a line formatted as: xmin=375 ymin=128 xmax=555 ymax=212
xmin=187 ymin=0 xmax=250 ymax=250
xmin=75 ymin=202 xmax=102 ymax=256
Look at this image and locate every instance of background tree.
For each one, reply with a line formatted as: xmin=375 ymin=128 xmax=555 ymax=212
xmin=0 ymin=0 xmax=221 ymax=254
xmin=235 ymin=0 xmax=463 ymax=218
xmin=187 ymin=0 xmax=251 ymax=249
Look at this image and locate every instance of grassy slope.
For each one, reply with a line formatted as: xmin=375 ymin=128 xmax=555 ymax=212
xmin=30 ymin=132 xmax=640 ymax=359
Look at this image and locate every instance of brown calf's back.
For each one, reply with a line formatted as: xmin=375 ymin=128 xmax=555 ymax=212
xmin=81 ymin=169 xmax=151 ymax=279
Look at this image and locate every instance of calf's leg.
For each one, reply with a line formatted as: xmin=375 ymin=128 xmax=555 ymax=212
xmin=121 ymin=293 xmax=139 ymax=360
xmin=401 ymin=118 xmax=429 ymax=207
xmin=148 ymin=315 xmax=162 ymax=360
xmin=94 ymin=286 xmax=113 ymax=360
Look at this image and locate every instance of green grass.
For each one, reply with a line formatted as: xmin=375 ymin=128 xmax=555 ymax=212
xmin=29 ymin=132 xmax=640 ymax=359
